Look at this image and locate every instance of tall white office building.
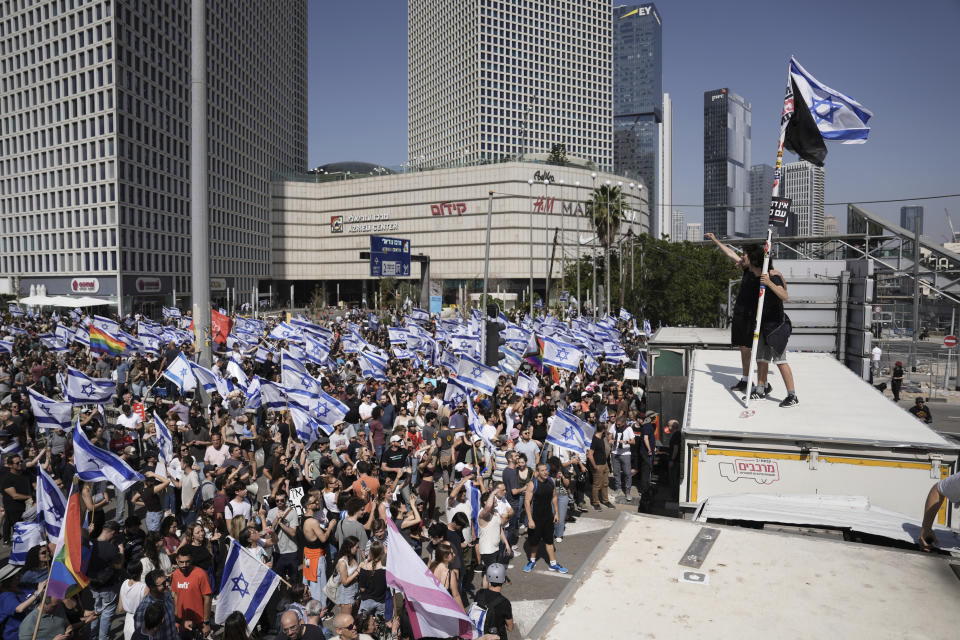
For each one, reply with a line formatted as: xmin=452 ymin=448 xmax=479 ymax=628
xmin=670 ymin=210 xmax=684 ymax=243
xmin=657 ymin=92 xmax=672 ymax=241
xmin=783 ymin=161 xmax=825 ymax=237
xmin=685 ymin=222 xmax=702 ymax=242
xmin=0 ymin=0 xmax=307 ymax=313
xmin=408 ymin=0 xmax=613 ymax=170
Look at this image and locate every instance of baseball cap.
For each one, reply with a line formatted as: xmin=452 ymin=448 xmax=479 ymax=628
xmin=390 ymin=435 xmax=402 ymax=443
xmin=123 ymin=446 xmax=137 ymax=456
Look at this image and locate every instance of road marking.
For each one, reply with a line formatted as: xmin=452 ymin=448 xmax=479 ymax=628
xmin=509 ymin=599 xmax=555 ymax=638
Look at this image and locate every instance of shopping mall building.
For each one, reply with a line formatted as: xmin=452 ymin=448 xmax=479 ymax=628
xmin=271 ymin=161 xmax=648 ymax=310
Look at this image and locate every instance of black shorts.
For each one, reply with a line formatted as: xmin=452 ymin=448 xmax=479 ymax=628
xmin=526 ymin=515 xmax=554 ymax=546
xmin=481 ymin=551 xmax=500 ymax=570
xmin=731 ymin=309 xmax=753 ymax=348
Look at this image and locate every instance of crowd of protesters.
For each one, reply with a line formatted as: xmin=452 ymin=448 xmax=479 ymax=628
xmin=0 ymin=303 xmax=676 ymax=640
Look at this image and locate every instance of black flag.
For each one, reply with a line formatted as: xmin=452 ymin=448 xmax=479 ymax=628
xmin=783 ymin=77 xmax=827 ymax=167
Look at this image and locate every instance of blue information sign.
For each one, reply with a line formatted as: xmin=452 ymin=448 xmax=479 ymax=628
xmin=370 ymin=236 xmax=411 ymax=278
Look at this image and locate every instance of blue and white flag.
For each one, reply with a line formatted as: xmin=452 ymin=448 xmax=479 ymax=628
xmin=599 ymin=407 xmax=609 ymax=424
xmin=64 ymin=366 xmax=117 ymax=404
xmin=8 ymin=303 xmax=24 ymax=317
xmin=443 ymin=376 xmax=471 ymax=409
xmin=542 ymin=337 xmax=582 ymax=372
xmin=225 ymin=360 xmax=249 ymax=388
xmin=546 ymin=409 xmax=597 ymax=455
xmin=388 ymin=327 xmax=410 ymax=345
xmin=27 ymin=388 xmax=72 ymax=430
xmin=619 ymin=308 xmax=633 ymax=322
xmin=583 ymin=353 xmax=599 ymax=376
xmin=215 ymin=539 xmax=282 ymax=630
xmin=514 ymin=371 xmax=539 ymax=397
xmin=498 ymin=347 xmax=522 ymax=376
xmin=162 ymin=353 xmax=197 ymax=394
xmin=301 ymin=388 xmax=344 ymax=427
xmin=73 ymin=419 xmax=144 ymax=491
xmin=190 ymin=362 xmax=221 ymax=395
xmin=788 ymin=56 xmax=872 ymax=146
xmin=603 ymin=341 xmax=628 ymax=363
xmin=0 ymin=339 xmax=12 ymax=355
xmin=467 ymin=482 xmax=482 ymax=539
xmin=162 ymin=306 xmax=181 ymax=320
xmin=455 ymin=355 xmax=499 ymax=395
xmin=466 ymin=395 xmax=496 ymax=458
xmin=36 ymin=467 xmax=67 ymax=543
xmin=92 ymin=314 xmax=119 ymax=334
xmin=637 ymin=350 xmax=648 ymax=375
xmin=358 ymin=350 xmax=389 ymax=382
xmin=302 ymin=334 xmax=330 ymax=365
xmin=154 ymin=411 xmax=174 ymax=465
xmin=256 ymin=377 xmax=288 ymax=411
xmin=642 ymin=319 xmax=652 ymax=336
xmin=439 ymin=348 xmax=459 ymax=374
xmin=281 ymin=353 xmax=321 ymax=397
xmin=287 ymin=401 xmax=331 ymax=447
xmin=10 ymin=520 xmax=43 ymax=565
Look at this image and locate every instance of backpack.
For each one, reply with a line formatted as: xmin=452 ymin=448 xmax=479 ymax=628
xmin=184 ymin=476 xmax=213 ymax=523
xmin=468 ymin=590 xmax=504 ymax=636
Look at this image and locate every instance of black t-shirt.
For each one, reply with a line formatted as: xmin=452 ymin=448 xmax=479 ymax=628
xmin=589 ymin=434 xmax=608 ymax=466
xmin=88 ymin=539 xmax=122 ymax=588
xmin=1 ymin=472 xmax=32 ymax=511
xmin=639 ymin=423 xmax=657 ymax=454
xmin=473 ymin=589 xmax=513 ymax=640
xmin=734 ymin=269 xmax=760 ymax=312
xmin=381 ymin=447 xmax=408 ymax=479
xmin=143 ymin=484 xmax=163 ymax=512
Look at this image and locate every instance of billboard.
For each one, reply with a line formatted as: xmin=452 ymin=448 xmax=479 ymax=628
xmin=370 ymin=236 xmax=411 ymax=278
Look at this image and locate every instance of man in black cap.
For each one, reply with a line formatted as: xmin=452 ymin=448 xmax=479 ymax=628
xmin=909 ymin=397 xmax=933 ymax=424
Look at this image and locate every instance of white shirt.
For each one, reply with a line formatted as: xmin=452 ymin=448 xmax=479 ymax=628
xmin=608 ymin=425 xmax=635 ymax=455
xmin=359 ymin=401 xmax=376 ymax=421
xmin=225 ymin=498 xmax=251 ymax=521
xmin=872 ymin=346 xmax=882 ymax=362
xmin=156 ymin=458 xmax=183 ymax=482
xmin=330 ymin=432 xmax=350 ymax=452
xmin=116 ymin=412 xmax=141 ymax=435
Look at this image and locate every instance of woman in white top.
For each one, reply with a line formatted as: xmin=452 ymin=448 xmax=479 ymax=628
xmin=116 ymin=560 xmax=149 ymax=640
xmin=140 ymin=532 xmax=173 ymax=576
xmin=476 ymin=491 xmax=504 ymax=587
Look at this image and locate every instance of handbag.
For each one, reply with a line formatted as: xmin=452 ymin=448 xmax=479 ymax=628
xmin=764 ymin=313 xmax=793 ymax=354
xmin=323 ymin=567 xmax=341 ymax=602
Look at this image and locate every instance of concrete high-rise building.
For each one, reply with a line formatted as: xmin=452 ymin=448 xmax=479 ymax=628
xmin=408 ymin=0 xmax=613 ymax=170
xmin=703 ymin=89 xmax=751 ymax=238
xmin=783 ymin=161 xmax=826 ymax=237
xmin=900 ymin=206 xmax=924 ymax=235
xmin=657 ymin=92 xmax=672 ymax=242
xmin=748 ymin=164 xmax=775 ymax=238
xmin=671 ymin=210 xmax=685 ymax=243
xmin=823 ymin=215 xmax=839 ymax=236
xmin=685 ymin=222 xmax=703 ymax=242
xmin=612 ymin=4 xmax=663 ymax=233
xmin=0 ymin=0 xmax=308 ymax=313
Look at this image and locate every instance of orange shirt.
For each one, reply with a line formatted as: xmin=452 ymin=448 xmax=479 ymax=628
xmin=172 ymin=565 xmax=212 ymax=627
xmin=352 ymin=474 xmax=380 ymax=499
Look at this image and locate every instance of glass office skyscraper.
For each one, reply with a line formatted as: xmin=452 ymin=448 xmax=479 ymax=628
xmin=900 ymin=206 xmax=924 ymax=235
xmin=703 ymin=89 xmax=751 ymax=238
xmin=613 ymin=4 xmax=662 ymax=233
xmin=0 ymin=0 xmax=307 ymax=312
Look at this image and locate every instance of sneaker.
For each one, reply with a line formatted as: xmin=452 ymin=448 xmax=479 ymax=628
xmin=593 ymin=503 xmax=603 ymax=512
xmin=779 ymin=394 xmax=799 ymax=408
xmin=602 ymin=501 xmax=616 ymax=509
xmin=549 ymin=562 xmax=568 ymax=574
xmin=764 ymin=382 xmax=773 ymax=395
xmin=730 ymin=379 xmax=747 ymax=392
xmin=523 ymin=560 xmax=536 ymax=573
xmin=624 ymin=495 xmax=633 ymax=502
xmin=749 ymin=387 xmax=766 ymax=400
xmin=555 ymin=537 xmax=563 ymax=543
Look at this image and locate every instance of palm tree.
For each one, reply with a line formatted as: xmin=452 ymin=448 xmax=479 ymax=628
xmin=586 ymin=184 xmax=624 ymax=316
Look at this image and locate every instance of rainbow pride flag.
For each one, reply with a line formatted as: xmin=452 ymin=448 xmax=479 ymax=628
xmin=89 ymin=325 xmax=126 ymax=356
xmin=523 ymin=336 xmax=560 ymax=384
xmin=47 ymin=487 xmax=90 ymax=599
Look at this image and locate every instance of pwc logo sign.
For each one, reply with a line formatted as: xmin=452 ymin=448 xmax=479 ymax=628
xmin=331 ymin=215 xmax=344 ymax=233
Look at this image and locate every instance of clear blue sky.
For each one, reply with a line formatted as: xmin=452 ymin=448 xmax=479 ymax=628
xmin=308 ymin=0 xmax=960 ymax=239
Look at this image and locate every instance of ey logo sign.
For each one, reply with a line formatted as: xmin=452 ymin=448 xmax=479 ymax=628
xmin=330 ymin=215 xmax=344 ymax=233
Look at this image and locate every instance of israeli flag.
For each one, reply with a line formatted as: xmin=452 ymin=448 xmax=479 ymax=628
xmin=542 ymin=337 xmax=582 ymax=373
xmin=393 ymin=347 xmax=415 ymax=360
xmin=455 ymin=355 xmax=499 ymax=395
xmin=254 ymin=345 xmax=274 ymax=365
xmin=225 ymin=360 xmax=249 ymax=388
xmin=190 ymin=362 xmax=220 ymax=395
xmin=64 ymin=366 xmax=117 ymax=404
xmin=467 ymin=481 xmax=482 ymax=538
xmin=37 ymin=467 xmax=67 ymax=543
xmin=257 ymin=377 xmax=288 ymax=411
xmin=0 ymin=339 xmax=12 ymax=354
xmin=584 ymin=352 xmax=599 ymax=375
xmin=55 ymin=325 xmax=75 ymax=345
xmin=161 ymin=353 xmax=197 ymax=394
xmin=789 ymin=57 xmax=872 ymax=143
xmin=638 ymin=350 xmax=648 ymax=375
xmin=162 ymin=306 xmax=182 ymax=320
xmin=302 ymin=334 xmax=330 ymax=365
xmin=466 ymin=395 xmax=496 ymax=458
xmin=443 ymin=375 xmax=472 ymax=409
xmin=603 ymin=341 xmax=628 ymax=363
xmin=439 ymin=348 xmax=459 ymax=374
xmin=215 ymin=539 xmax=282 ymax=631
xmin=73 ymin=419 xmax=144 ymax=491
xmin=643 ymin=319 xmax=653 ymax=336
xmin=281 ymin=353 xmax=321 ymax=396
xmin=599 ymin=407 xmax=609 ymax=424
xmin=10 ymin=520 xmax=43 ymax=565
xmin=546 ymin=409 xmax=597 ymax=455
xmin=358 ymin=350 xmax=389 ymax=382
xmin=619 ymin=308 xmax=633 ymax=322
xmin=311 ymin=388 xmax=349 ymax=426
xmin=514 ymin=371 xmax=539 ymax=397
xmin=27 ymin=388 xmax=72 ymax=430
xmin=92 ymin=314 xmax=119 ymax=334
xmin=388 ymin=327 xmax=410 ymax=345
xmin=8 ymin=303 xmax=24 ymax=317
xmin=154 ymin=412 xmax=174 ymax=465
xmin=288 ymin=401 xmax=330 ymax=447
xmin=498 ymin=346 xmax=522 ymax=376
xmin=268 ymin=322 xmax=302 ymax=342
xmin=245 ymin=377 xmax=262 ymax=410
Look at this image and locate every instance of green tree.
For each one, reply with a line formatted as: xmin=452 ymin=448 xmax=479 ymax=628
xmin=547 ymin=143 xmax=568 ymax=165
xmin=586 ymin=184 xmax=623 ymax=247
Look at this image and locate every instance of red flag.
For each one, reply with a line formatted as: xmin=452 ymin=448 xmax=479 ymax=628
xmin=211 ymin=309 xmax=232 ymax=344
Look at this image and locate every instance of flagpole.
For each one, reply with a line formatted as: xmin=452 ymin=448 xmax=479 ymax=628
xmin=743 ymin=65 xmax=791 ymax=408
xmin=31 ymin=478 xmax=78 ymax=640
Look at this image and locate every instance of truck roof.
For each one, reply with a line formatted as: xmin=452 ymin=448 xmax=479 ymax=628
xmin=683 ymin=349 xmax=955 ymax=450
xmin=528 ymin=513 xmax=960 ymax=639
xmin=650 ymin=326 xmax=732 ymax=346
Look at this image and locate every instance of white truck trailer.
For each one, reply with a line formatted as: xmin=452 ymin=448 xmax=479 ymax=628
xmin=680 ymin=350 xmax=959 ymax=531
